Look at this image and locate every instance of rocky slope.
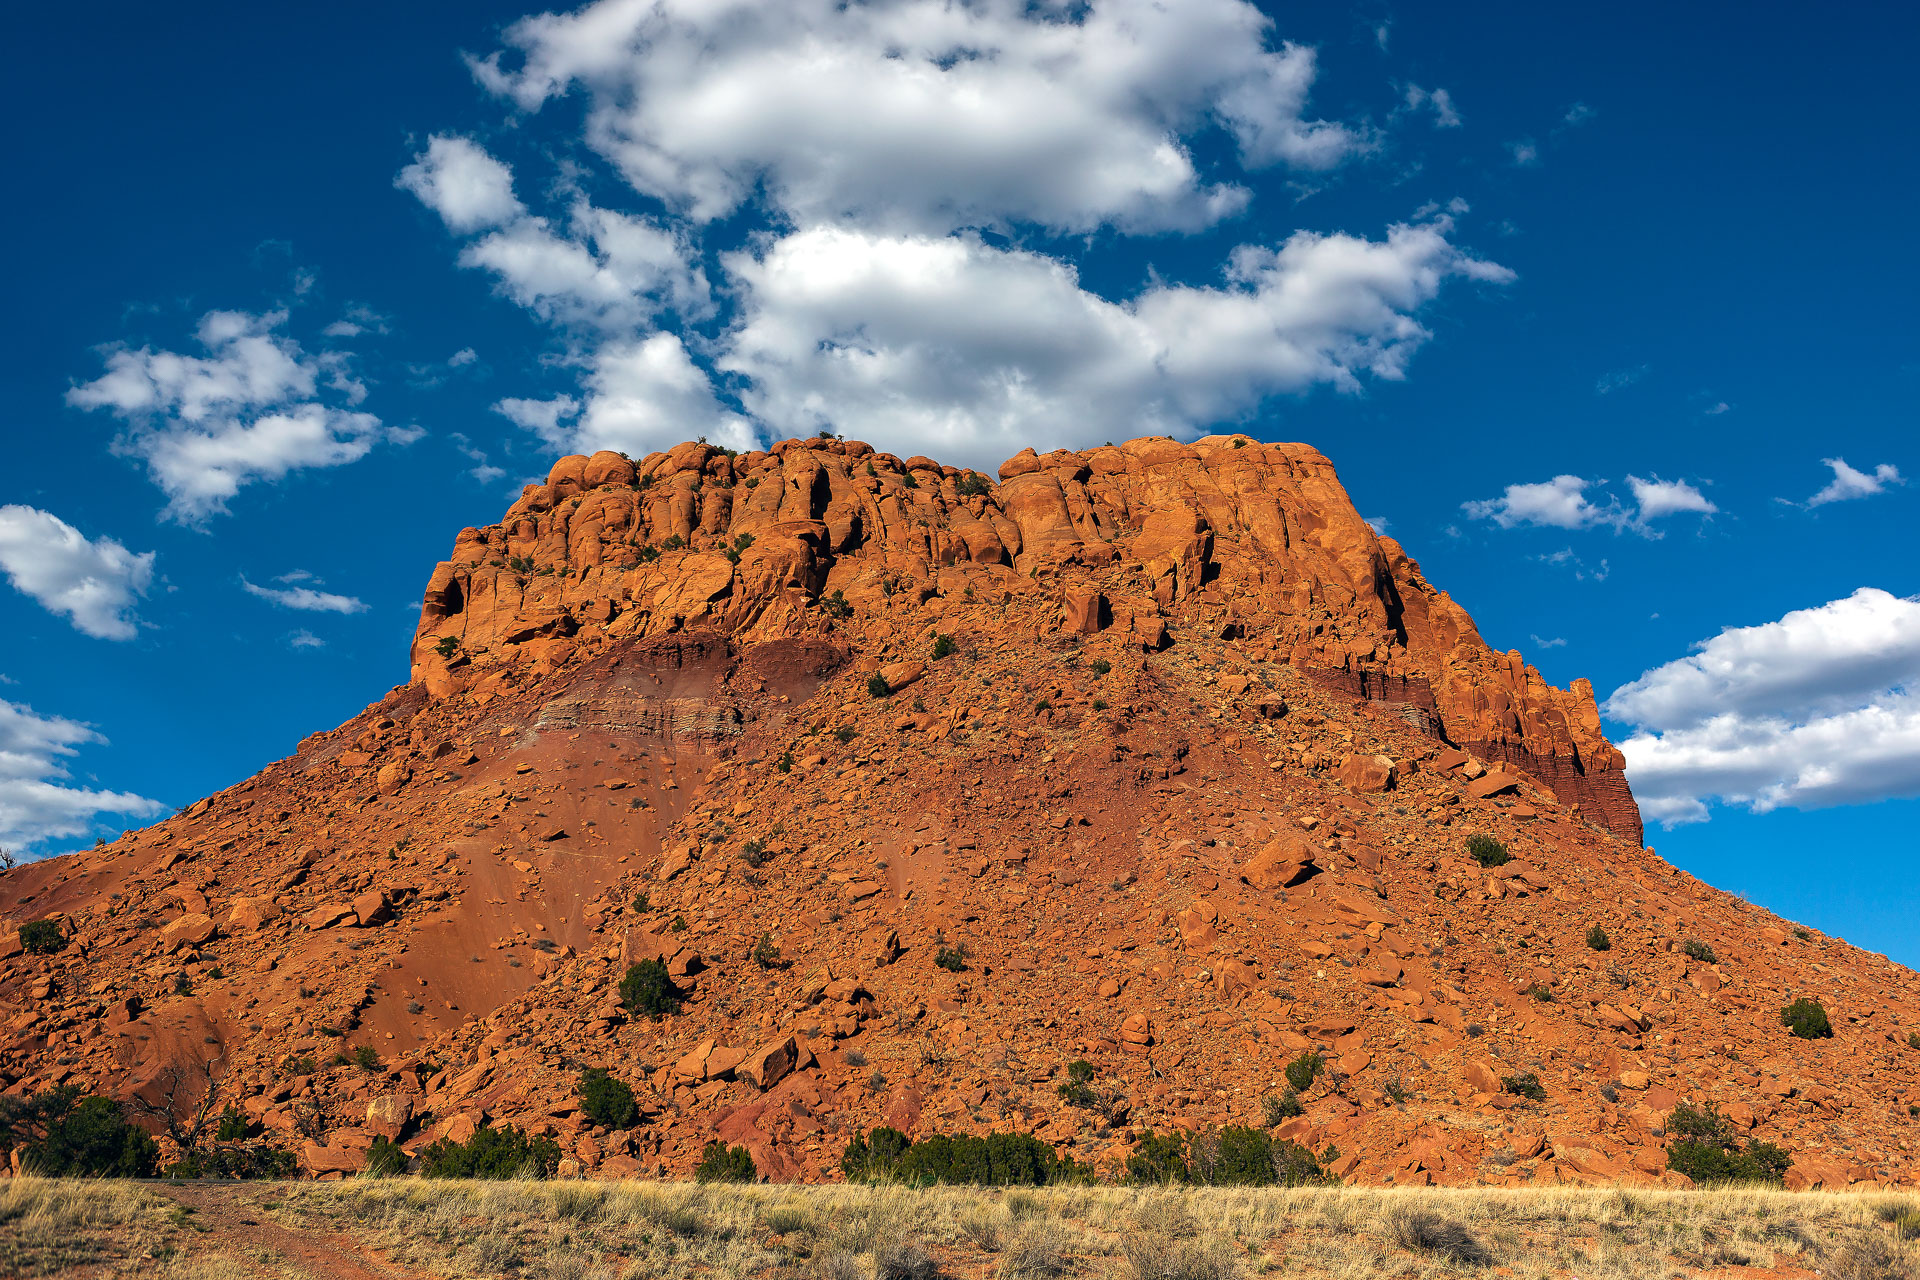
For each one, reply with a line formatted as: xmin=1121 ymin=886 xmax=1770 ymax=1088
xmin=2 ymin=433 xmax=1915 ymax=1191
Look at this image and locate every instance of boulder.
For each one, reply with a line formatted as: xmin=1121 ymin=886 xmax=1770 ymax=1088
xmin=353 ymin=890 xmax=391 ymax=927
xmin=1241 ymin=835 xmax=1321 ymax=890
xmin=1335 ymin=754 xmax=1396 ymax=793
xmin=225 ymin=895 xmax=281 ymax=931
xmin=739 ymin=1035 xmax=798 ymax=1089
xmin=1061 ymin=589 xmax=1110 ymax=634
xmin=160 ymin=913 xmax=216 ymax=952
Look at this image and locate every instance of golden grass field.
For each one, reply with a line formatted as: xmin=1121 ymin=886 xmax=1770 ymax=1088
xmin=3 ymin=1176 xmax=1918 ymax=1280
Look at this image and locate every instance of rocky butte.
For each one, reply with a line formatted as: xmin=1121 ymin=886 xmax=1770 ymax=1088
xmin=2 ymin=433 xmax=1914 ymax=1189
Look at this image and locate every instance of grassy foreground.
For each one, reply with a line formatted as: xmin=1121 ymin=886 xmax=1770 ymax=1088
xmin=2 ymin=1176 xmax=1918 ymax=1280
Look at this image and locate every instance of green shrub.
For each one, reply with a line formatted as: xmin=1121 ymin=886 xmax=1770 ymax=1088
xmin=1465 ymin=834 xmax=1509 ymax=867
xmin=16 ymin=1092 xmax=158 ymax=1177
xmin=695 ymin=1141 xmax=757 ymax=1183
xmin=868 ymin=674 xmax=892 ymax=699
xmin=1908 ymin=1031 xmax=1920 ymax=1051
xmin=420 ymin=1122 xmax=561 ymax=1178
xmin=895 ymin=1131 xmax=1071 ymax=1186
xmin=619 ymin=959 xmax=681 ymax=1018
xmin=1126 ymin=1131 xmax=1190 ymax=1183
xmin=1781 ymin=997 xmax=1832 ymax=1040
xmin=935 ymin=944 xmax=968 ymax=972
xmin=1262 ymin=1089 xmax=1302 ymax=1125
xmin=1211 ymin=1126 xmax=1277 ymax=1185
xmin=752 ymin=932 xmax=781 ymax=970
xmin=741 ymin=838 xmax=770 ymax=868
xmin=352 ymin=1045 xmax=381 ymax=1071
xmin=956 ymin=473 xmax=992 ymax=498
xmin=579 ymin=1067 xmax=639 ymax=1129
xmin=366 ymin=1137 xmax=408 ymax=1176
xmin=1502 ymin=1072 xmax=1547 ymax=1101
xmin=1090 ymin=658 xmax=1111 ymax=675
xmin=1683 ymin=938 xmax=1717 ymax=964
xmin=1284 ymin=1050 xmax=1323 ymax=1093
xmin=841 ymin=1126 xmax=911 ymax=1179
xmin=1665 ymin=1101 xmax=1791 ymax=1185
xmin=18 ymin=919 xmax=64 ymax=955
xmin=167 ymin=1144 xmax=297 ymax=1179
xmin=1586 ymin=924 xmax=1611 ymax=951
xmin=433 ymin=636 xmax=459 ymax=659
xmin=932 ymin=634 xmax=954 ymax=660
xmin=776 ymin=751 xmax=794 ymax=774
xmin=213 ymin=1105 xmax=248 ymax=1142
xmin=1057 ymin=1061 xmax=1096 ymax=1108
xmin=822 ymin=590 xmax=852 ymax=619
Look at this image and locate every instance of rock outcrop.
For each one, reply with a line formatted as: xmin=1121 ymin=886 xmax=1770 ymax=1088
xmin=4 ymin=432 xmax=1912 ymax=1193
xmin=410 ymin=435 xmax=1640 ymax=842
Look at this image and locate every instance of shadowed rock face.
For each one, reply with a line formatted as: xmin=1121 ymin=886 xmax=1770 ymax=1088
xmin=411 ymin=435 xmax=1639 ymax=842
xmin=20 ymin=432 xmax=1914 ymax=1193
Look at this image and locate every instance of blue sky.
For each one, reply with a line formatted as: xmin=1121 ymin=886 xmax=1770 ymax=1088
xmin=2 ymin=1 xmax=1916 ymax=959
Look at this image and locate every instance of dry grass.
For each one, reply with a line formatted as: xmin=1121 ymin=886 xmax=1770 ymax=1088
xmin=3 ymin=1179 xmax=1918 ymax=1279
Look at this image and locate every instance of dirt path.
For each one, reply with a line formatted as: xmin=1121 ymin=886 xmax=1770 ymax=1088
xmin=151 ymin=1183 xmax=431 ymax=1280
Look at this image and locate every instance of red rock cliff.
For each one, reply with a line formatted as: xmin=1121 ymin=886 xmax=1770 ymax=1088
xmin=411 ymin=434 xmax=1640 ymax=843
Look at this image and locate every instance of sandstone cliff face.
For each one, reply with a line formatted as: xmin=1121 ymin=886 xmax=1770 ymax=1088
xmin=411 ymin=435 xmax=1640 ymax=843
xmin=4 ymin=432 xmax=1916 ymax=1193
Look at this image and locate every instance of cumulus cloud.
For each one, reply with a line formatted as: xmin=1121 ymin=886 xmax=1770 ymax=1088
xmin=407 ymin=0 xmax=1509 ymax=466
xmin=0 ymin=698 xmax=165 ymax=853
xmin=1607 ymin=588 xmax=1920 ymax=824
xmin=0 ymin=506 xmax=155 ymax=640
xmin=1808 ymin=457 xmax=1903 ymax=507
xmin=1403 ymin=84 xmax=1461 ymax=128
xmin=68 ymin=310 xmax=401 ymax=523
xmin=470 ymin=0 xmax=1366 ymax=234
xmin=1466 ymin=472 xmax=1715 ymax=535
xmin=240 ymin=576 xmax=367 ymax=613
xmin=396 ymin=134 xmax=526 ymax=233
xmin=720 ymin=216 xmax=1509 ymax=465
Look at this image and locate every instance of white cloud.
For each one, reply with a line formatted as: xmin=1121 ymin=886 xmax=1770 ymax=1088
xmin=1464 ymin=475 xmax=1623 ymax=530
xmin=288 ymin=630 xmax=326 ymax=649
xmin=458 ymin=203 xmax=711 ymax=330
xmin=469 ymin=0 xmax=1367 ymax=236
xmin=498 ymin=333 xmax=755 ymax=457
xmin=0 ymin=506 xmax=155 ymax=640
xmin=1627 ymin=475 xmax=1717 ymax=521
xmin=1808 ymin=457 xmax=1903 ymax=507
xmin=1467 ymin=471 xmax=1716 ymax=534
xmin=241 ymin=577 xmax=367 ymax=613
xmin=1403 ymin=84 xmax=1461 ymax=128
xmin=396 ymin=134 xmax=526 ymax=233
xmin=1704 ymin=400 xmax=1731 ymax=415
xmin=68 ymin=310 xmax=399 ymax=523
xmin=1594 ymin=363 xmax=1648 ymax=394
xmin=1507 ymin=138 xmax=1540 ymax=167
xmin=1530 ymin=634 xmax=1567 ymax=649
xmin=719 ymin=216 xmax=1509 ymax=466
xmin=0 ymin=698 xmax=165 ymax=852
xmin=1608 ymin=588 xmax=1920 ymax=824
xmin=448 ymin=347 xmax=479 ymax=367
xmin=1363 ymin=515 xmax=1390 ymax=534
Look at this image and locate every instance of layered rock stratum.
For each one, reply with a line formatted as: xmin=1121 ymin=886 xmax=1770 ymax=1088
xmin=2 ymin=434 xmax=1913 ymax=1190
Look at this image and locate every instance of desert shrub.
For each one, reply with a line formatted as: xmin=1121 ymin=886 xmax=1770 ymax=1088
xmin=214 ymin=1105 xmax=249 ymax=1142
xmin=1272 ymin=1140 xmax=1333 ymax=1186
xmin=997 ymin=1223 xmax=1069 ymax=1280
xmin=17 ymin=919 xmax=64 ymax=955
xmin=1683 ymin=938 xmax=1718 ymax=964
xmin=933 ymin=634 xmax=955 ymax=660
xmin=1057 ymin=1061 xmax=1097 ymax=1108
xmin=15 ymin=1091 xmax=158 ymax=1177
xmin=1781 ymin=997 xmax=1832 ymax=1039
xmin=1116 ymin=1232 xmax=1237 ymax=1280
xmin=741 ymin=838 xmax=770 ymax=868
xmin=1586 ymin=924 xmax=1611 ymax=951
xmin=777 ymin=751 xmax=794 ymax=773
xmin=352 ymin=1044 xmax=381 ymax=1071
xmin=1210 ymin=1126 xmax=1276 ymax=1185
xmin=753 ymin=932 xmax=782 ymax=970
xmin=1665 ymin=1101 xmax=1791 ymax=1185
xmin=875 ymin=1235 xmax=940 ymax=1280
xmin=167 ymin=1143 xmax=297 ymax=1179
xmin=841 ymin=1125 xmax=911 ymax=1179
xmin=1466 ymin=834 xmax=1509 ymax=867
xmin=956 ymin=473 xmax=992 ymax=498
xmin=1090 ymin=658 xmax=1112 ymax=675
xmin=1127 ymin=1128 xmax=1325 ymax=1187
xmin=1385 ymin=1207 xmax=1493 ymax=1266
xmin=1502 ymin=1072 xmax=1548 ymax=1101
xmin=1284 ymin=1050 xmax=1323 ymax=1093
xmin=868 ymin=673 xmax=893 ymax=699
xmin=1909 ymin=1031 xmax=1920 ymax=1051
xmin=1127 ymin=1131 xmax=1191 ymax=1183
xmin=365 ymin=1136 xmax=408 ymax=1176
xmin=422 ymin=1123 xmax=561 ymax=1179
xmin=1261 ymin=1090 xmax=1302 ymax=1126
xmin=889 ymin=1131 xmax=1073 ymax=1185
xmin=619 ymin=958 xmax=681 ymax=1018
xmin=579 ymin=1067 xmax=639 ymax=1129
xmin=695 ymin=1140 xmax=757 ymax=1183
xmin=822 ymin=590 xmax=852 ymax=619
xmin=935 ymin=944 xmax=968 ymax=972
xmin=433 ymin=636 xmax=458 ymax=658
